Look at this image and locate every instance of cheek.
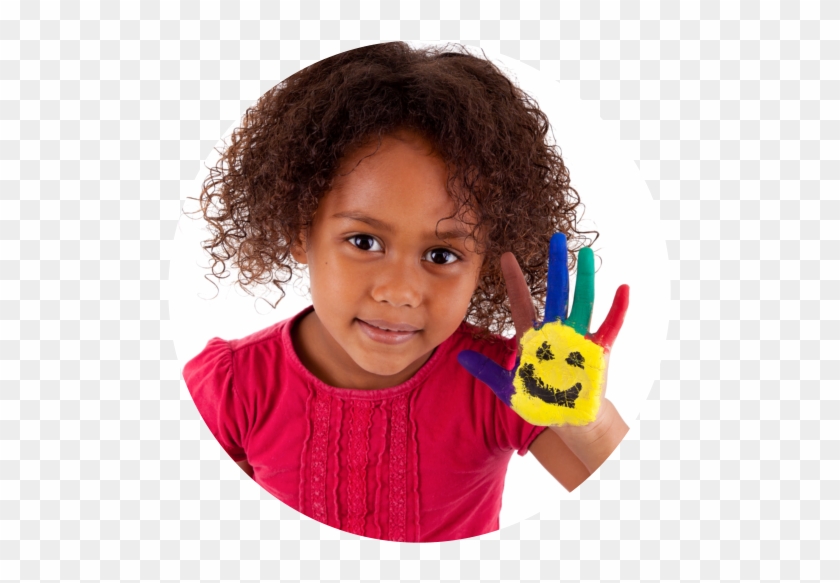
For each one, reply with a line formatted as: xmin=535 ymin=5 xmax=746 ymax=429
xmin=437 ymin=265 xmax=479 ymax=297
xmin=426 ymin=275 xmax=478 ymax=328
xmin=309 ymin=246 xmax=358 ymax=283
xmin=308 ymin=256 xmax=363 ymax=312
xmin=451 ymin=257 xmax=483 ymax=294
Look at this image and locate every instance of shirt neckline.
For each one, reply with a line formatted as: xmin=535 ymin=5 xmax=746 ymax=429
xmin=282 ymin=304 xmax=459 ymax=401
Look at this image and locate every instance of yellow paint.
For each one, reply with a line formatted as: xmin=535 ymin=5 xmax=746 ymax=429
xmin=511 ymin=322 xmax=605 ymax=426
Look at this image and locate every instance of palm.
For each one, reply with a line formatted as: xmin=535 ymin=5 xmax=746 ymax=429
xmin=458 ymin=233 xmax=629 ymax=427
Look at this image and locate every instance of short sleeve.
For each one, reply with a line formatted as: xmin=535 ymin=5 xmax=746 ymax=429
xmin=488 ymin=339 xmax=549 ymax=456
xmin=492 ymin=395 xmax=549 ymax=456
xmin=182 ymin=337 xmax=249 ymax=462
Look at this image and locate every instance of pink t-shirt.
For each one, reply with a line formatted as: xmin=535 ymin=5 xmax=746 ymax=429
xmin=182 ymin=305 xmax=547 ymax=542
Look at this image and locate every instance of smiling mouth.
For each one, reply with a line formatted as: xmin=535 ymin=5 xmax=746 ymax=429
xmin=359 ymin=318 xmax=421 ymax=332
xmin=356 ymin=319 xmax=420 ymax=345
xmin=518 ymin=363 xmax=582 ymax=408
xmin=366 ymin=322 xmax=409 ymax=332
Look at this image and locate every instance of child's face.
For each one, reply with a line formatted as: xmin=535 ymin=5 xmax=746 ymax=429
xmin=291 ymin=130 xmax=485 ymax=388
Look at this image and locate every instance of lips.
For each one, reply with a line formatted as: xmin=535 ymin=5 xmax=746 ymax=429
xmin=356 ymin=318 xmax=421 ymax=345
xmin=359 ymin=318 xmax=421 ymax=332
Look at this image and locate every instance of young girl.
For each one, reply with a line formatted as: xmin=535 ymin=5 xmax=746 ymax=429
xmin=183 ymin=42 xmax=630 ymax=543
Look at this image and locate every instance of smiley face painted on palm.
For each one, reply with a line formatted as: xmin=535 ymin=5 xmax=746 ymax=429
xmin=457 ymin=233 xmax=629 ymax=428
xmin=510 ymin=321 xmax=605 ymax=426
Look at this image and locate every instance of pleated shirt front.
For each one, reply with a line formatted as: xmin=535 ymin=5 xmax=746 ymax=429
xmin=183 ymin=305 xmax=546 ymax=542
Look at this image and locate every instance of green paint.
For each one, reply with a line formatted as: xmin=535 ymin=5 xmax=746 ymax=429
xmin=566 ymin=247 xmax=595 ymax=335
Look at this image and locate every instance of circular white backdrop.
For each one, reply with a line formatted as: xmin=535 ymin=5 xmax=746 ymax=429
xmin=168 ymin=42 xmax=671 ymax=532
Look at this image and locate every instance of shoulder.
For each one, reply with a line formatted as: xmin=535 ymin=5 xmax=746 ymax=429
xmin=183 ymin=308 xmax=306 ymax=391
xmin=220 ymin=304 xmax=316 ymax=362
xmin=227 ymin=320 xmax=287 ymax=356
xmin=184 ymin=320 xmax=285 ymax=371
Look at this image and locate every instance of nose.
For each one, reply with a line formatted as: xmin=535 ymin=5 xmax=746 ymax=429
xmin=369 ymin=255 xmax=424 ymax=308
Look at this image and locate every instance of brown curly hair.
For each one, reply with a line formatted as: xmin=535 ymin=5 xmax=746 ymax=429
xmin=189 ymin=41 xmax=597 ymax=341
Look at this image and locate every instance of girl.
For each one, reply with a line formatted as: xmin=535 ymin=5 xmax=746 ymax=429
xmin=183 ymin=42 xmax=630 ymax=543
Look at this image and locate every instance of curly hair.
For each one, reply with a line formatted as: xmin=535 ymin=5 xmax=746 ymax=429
xmin=189 ymin=41 xmax=597 ymax=341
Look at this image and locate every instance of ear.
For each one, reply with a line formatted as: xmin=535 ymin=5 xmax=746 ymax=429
xmin=290 ymin=229 xmax=309 ymax=265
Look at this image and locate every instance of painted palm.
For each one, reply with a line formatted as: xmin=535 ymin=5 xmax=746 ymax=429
xmin=458 ymin=233 xmax=630 ymax=427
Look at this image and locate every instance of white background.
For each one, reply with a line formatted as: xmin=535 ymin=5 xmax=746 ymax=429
xmin=4 ymin=0 xmax=836 ymax=577
xmin=169 ymin=42 xmax=671 ymax=528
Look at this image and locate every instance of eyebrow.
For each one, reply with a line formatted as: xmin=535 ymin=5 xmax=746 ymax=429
xmin=332 ymin=211 xmax=472 ymax=240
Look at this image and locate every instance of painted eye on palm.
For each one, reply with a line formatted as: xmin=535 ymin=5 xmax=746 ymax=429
xmin=458 ymin=233 xmax=630 ymax=427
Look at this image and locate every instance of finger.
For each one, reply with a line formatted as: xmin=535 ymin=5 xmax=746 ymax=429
xmin=543 ymin=232 xmax=570 ymax=324
xmin=566 ymin=247 xmax=596 ymax=335
xmin=501 ymin=252 xmax=537 ymax=344
xmin=590 ymin=284 xmax=629 ymax=352
xmin=457 ymin=350 xmax=515 ymax=407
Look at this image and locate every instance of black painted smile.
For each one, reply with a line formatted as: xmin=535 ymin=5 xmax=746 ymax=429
xmin=518 ymin=363 xmax=582 ymax=408
xmin=517 ymin=342 xmax=586 ymax=408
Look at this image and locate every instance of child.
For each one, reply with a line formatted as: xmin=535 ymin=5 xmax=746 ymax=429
xmin=183 ymin=42 xmax=630 ymax=543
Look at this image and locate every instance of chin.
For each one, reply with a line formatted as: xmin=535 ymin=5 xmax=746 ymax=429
xmin=355 ymin=355 xmax=416 ymax=378
xmin=359 ymin=361 xmax=411 ymax=377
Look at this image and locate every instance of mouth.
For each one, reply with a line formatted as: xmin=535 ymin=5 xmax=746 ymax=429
xmin=356 ymin=319 xmax=421 ymax=345
xmin=518 ymin=363 xmax=582 ymax=409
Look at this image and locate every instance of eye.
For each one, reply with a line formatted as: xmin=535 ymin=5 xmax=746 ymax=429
xmin=424 ymin=248 xmax=460 ymax=265
xmin=347 ymin=236 xmax=461 ymax=264
xmin=565 ymin=351 xmax=585 ymax=369
xmin=348 ymin=235 xmax=383 ymax=252
xmin=536 ymin=341 xmax=555 ymax=361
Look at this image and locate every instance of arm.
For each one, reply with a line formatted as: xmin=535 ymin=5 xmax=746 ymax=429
xmin=548 ymin=397 xmax=628 ymax=474
xmin=458 ymin=235 xmax=631 ymax=491
xmin=530 ymin=398 xmax=628 ymax=491
xmin=529 ymin=426 xmax=591 ymax=492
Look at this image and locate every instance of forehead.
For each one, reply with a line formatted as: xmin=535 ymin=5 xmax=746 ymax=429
xmin=323 ymin=131 xmax=473 ymax=225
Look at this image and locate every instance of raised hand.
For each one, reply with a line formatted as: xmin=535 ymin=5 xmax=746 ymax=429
xmin=458 ymin=233 xmax=629 ymax=427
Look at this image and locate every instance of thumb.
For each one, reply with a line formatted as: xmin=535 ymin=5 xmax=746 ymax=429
xmin=457 ymin=350 xmax=516 ymax=407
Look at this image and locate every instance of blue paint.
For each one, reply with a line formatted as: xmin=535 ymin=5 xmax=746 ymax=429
xmin=543 ymin=232 xmax=569 ymax=324
xmin=457 ymin=350 xmax=515 ymax=406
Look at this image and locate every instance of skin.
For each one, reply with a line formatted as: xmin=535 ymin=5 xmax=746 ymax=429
xmin=288 ymin=129 xmax=485 ymax=390
xmin=236 ymin=128 xmax=626 ymax=491
xmin=501 ymin=250 xmax=629 ymax=488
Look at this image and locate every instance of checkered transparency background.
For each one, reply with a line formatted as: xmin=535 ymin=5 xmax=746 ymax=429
xmin=1 ymin=0 xmax=838 ymax=581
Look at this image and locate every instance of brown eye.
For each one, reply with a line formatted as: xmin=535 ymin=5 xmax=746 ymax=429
xmin=349 ymin=235 xmax=382 ymax=252
xmin=425 ymin=248 xmax=459 ymax=265
xmin=427 ymin=248 xmax=460 ymax=265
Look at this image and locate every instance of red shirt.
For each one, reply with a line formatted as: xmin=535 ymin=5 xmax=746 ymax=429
xmin=182 ymin=305 xmax=546 ymax=542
